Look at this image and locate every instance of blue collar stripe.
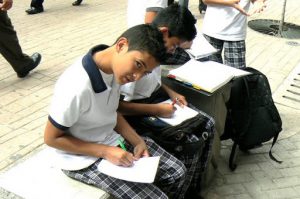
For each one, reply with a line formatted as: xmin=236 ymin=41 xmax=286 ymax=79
xmin=48 ymin=115 xmax=69 ymax=131
xmin=82 ymin=45 xmax=109 ymax=93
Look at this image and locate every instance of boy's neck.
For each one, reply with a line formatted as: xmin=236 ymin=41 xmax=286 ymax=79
xmin=92 ymin=47 xmax=114 ymax=74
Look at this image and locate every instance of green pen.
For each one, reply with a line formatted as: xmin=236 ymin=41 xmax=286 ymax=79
xmin=118 ymin=138 xmax=127 ymax=151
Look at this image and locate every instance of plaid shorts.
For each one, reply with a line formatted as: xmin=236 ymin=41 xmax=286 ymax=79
xmin=203 ymin=34 xmax=246 ymax=69
xmin=63 ymin=137 xmax=187 ymax=199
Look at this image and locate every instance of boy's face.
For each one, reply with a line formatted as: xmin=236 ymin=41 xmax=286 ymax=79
xmin=112 ymin=38 xmax=159 ymax=85
xmin=159 ymin=27 xmax=185 ymax=54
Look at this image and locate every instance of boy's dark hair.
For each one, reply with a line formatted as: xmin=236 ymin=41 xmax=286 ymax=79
xmin=115 ymin=24 xmax=167 ymax=63
xmin=152 ymin=3 xmax=197 ymax=41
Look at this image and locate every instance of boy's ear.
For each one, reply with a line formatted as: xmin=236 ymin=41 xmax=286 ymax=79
xmin=159 ymin=27 xmax=170 ymax=38
xmin=116 ymin=37 xmax=129 ymax=53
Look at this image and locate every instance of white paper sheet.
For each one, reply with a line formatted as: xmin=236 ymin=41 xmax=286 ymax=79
xmin=97 ymin=156 xmax=160 ymax=183
xmin=157 ymin=99 xmax=198 ymax=126
xmin=185 ymin=33 xmax=218 ymax=59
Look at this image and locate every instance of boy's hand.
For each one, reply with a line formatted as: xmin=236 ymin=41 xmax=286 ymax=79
xmin=104 ymin=146 xmax=134 ymax=167
xmin=155 ymin=103 xmax=176 ymax=118
xmin=248 ymin=0 xmax=266 ymax=15
xmin=232 ymin=3 xmax=250 ymax=16
xmin=133 ymin=140 xmax=149 ymax=159
xmin=0 ymin=0 xmax=13 ymax=11
xmin=171 ymin=95 xmax=187 ymax=107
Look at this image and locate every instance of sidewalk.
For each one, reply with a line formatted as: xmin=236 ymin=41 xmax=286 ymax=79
xmin=0 ymin=0 xmax=300 ymax=198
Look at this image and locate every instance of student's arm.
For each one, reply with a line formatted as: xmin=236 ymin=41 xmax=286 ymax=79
xmin=203 ymin=0 xmax=249 ymax=15
xmin=0 ymin=0 xmax=13 ymax=11
xmin=114 ymin=113 xmax=149 ymax=159
xmin=161 ymin=84 xmax=188 ymax=106
xmin=144 ymin=0 xmax=167 ymax=24
xmin=44 ymin=119 xmax=135 ymax=167
xmin=118 ymin=100 xmax=176 ymax=118
xmin=202 ymin=0 xmax=240 ymax=6
xmin=145 ymin=11 xmax=158 ymax=24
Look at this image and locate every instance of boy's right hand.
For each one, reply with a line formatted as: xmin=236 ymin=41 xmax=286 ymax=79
xmin=155 ymin=103 xmax=176 ymax=118
xmin=104 ymin=146 xmax=134 ymax=167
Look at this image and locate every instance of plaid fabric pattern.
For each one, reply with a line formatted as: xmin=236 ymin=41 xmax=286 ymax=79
xmin=63 ymin=137 xmax=187 ymax=199
xmin=164 ymin=47 xmax=191 ymax=65
xmin=170 ymin=108 xmax=215 ymax=198
xmin=176 ymin=134 xmax=201 ymax=198
xmin=203 ymin=34 xmax=246 ymax=68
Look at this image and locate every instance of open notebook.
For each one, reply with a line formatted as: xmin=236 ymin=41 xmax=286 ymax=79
xmin=157 ymin=99 xmax=198 ymax=126
xmin=185 ymin=33 xmax=218 ymax=59
xmin=168 ymin=60 xmax=250 ymax=94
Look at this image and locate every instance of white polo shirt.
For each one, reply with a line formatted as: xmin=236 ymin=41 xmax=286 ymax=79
xmin=127 ymin=0 xmax=168 ymax=28
xmin=202 ymin=0 xmax=251 ymax=41
xmin=49 ymin=45 xmax=122 ymax=170
xmin=120 ymin=67 xmax=162 ymax=101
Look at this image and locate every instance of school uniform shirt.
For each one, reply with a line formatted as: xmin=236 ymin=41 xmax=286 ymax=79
xmin=120 ymin=67 xmax=162 ymax=101
xmin=202 ymin=0 xmax=251 ymax=41
xmin=127 ymin=0 xmax=168 ymax=28
xmin=48 ymin=45 xmax=122 ymax=171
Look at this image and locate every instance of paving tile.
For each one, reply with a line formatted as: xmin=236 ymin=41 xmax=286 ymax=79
xmin=0 ymin=0 xmax=300 ymax=198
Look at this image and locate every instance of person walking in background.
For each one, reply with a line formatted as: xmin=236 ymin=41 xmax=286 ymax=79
xmin=0 ymin=0 xmax=41 ymax=78
xmin=25 ymin=0 xmax=44 ymax=14
xmin=25 ymin=0 xmax=83 ymax=15
xmin=201 ymin=0 xmax=266 ymax=68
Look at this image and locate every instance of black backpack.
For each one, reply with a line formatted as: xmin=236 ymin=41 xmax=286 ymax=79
xmin=137 ymin=112 xmax=212 ymax=157
xmin=123 ymin=87 xmax=214 ymax=158
xmin=222 ymin=67 xmax=283 ymax=171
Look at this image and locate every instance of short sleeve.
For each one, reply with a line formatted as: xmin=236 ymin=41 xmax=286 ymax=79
xmin=49 ymin=81 xmax=90 ymax=130
xmin=145 ymin=0 xmax=168 ymax=9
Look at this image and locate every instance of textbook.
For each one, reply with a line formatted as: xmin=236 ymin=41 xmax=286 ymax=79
xmin=157 ymin=99 xmax=198 ymax=126
xmin=97 ymin=156 xmax=160 ymax=183
xmin=167 ymin=60 xmax=251 ymax=94
xmin=185 ymin=33 xmax=218 ymax=59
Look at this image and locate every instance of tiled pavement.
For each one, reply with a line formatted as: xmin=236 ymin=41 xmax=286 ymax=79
xmin=0 ymin=0 xmax=300 ymax=198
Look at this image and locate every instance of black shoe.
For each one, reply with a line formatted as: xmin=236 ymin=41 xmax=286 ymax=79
xmin=17 ymin=53 xmax=42 ymax=78
xmin=25 ymin=6 xmax=44 ymax=14
xmin=72 ymin=0 xmax=83 ymax=6
xmin=198 ymin=0 xmax=207 ymax=14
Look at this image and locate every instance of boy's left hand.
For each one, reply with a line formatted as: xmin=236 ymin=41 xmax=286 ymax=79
xmin=171 ymin=94 xmax=187 ymax=107
xmin=133 ymin=140 xmax=149 ymax=159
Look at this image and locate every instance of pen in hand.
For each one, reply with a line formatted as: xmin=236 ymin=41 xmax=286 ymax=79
xmin=171 ymin=97 xmax=183 ymax=108
xmin=118 ymin=138 xmax=127 ymax=151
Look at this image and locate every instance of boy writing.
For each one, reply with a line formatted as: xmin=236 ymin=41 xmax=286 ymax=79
xmin=120 ymin=4 xmax=197 ymax=118
xmin=119 ymin=5 xmax=214 ymax=198
xmin=44 ymin=24 xmax=188 ymax=199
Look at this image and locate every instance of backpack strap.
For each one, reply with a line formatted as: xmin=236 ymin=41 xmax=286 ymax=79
xmin=269 ymin=131 xmax=283 ymax=163
xmin=229 ymin=142 xmax=238 ymax=171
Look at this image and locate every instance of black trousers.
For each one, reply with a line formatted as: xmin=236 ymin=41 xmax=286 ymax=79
xmin=0 ymin=11 xmax=33 ymax=73
xmin=30 ymin=0 xmax=44 ymax=8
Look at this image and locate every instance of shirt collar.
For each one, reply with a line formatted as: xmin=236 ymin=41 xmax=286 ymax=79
xmin=82 ymin=44 xmax=109 ymax=93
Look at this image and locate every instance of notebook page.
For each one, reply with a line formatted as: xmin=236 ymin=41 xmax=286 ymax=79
xmin=185 ymin=33 xmax=218 ymax=59
xmin=157 ymin=99 xmax=198 ymax=126
xmin=98 ymin=156 xmax=160 ymax=183
xmin=168 ymin=60 xmax=250 ymax=93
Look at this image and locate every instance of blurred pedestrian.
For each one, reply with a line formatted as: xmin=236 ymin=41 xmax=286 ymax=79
xmin=0 ymin=0 xmax=41 ymax=77
xmin=25 ymin=0 xmax=83 ymax=15
xmin=202 ymin=0 xmax=266 ymax=68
